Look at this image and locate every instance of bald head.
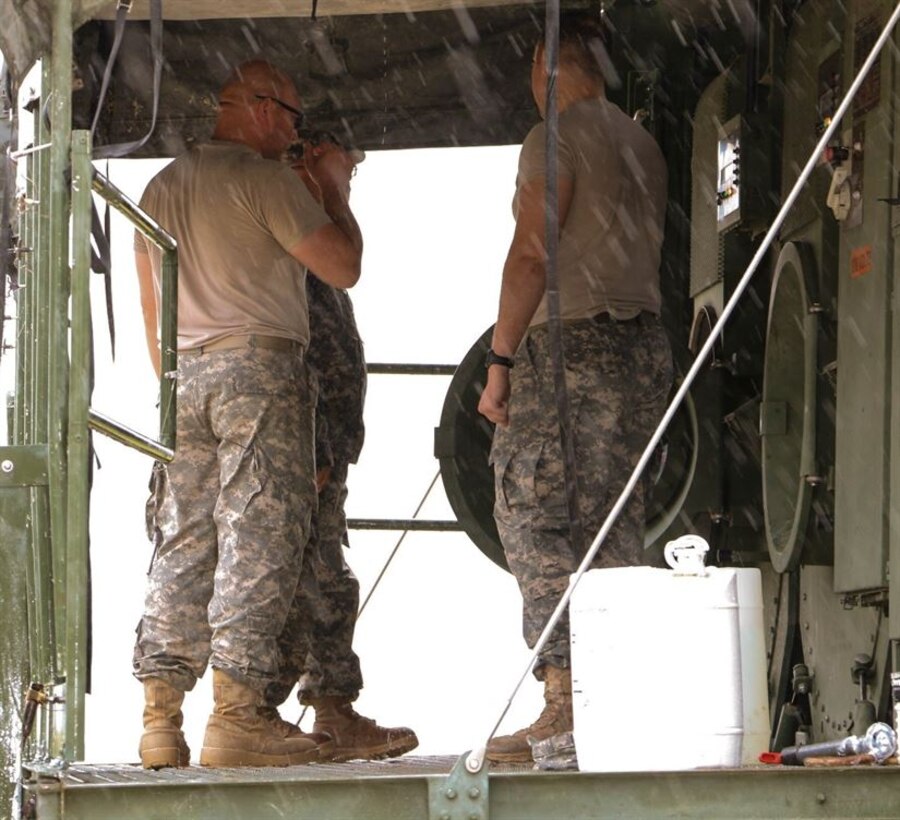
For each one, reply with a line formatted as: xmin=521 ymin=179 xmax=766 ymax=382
xmin=213 ymin=60 xmax=303 ymax=158
xmin=218 ymin=60 xmax=296 ymax=108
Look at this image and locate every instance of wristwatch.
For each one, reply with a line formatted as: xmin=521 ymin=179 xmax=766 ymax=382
xmin=485 ymin=349 xmax=514 ymax=369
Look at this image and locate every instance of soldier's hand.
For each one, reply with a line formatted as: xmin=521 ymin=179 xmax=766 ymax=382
xmin=478 ymin=367 xmax=511 ymax=426
xmin=303 ymin=142 xmax=356 ymax=201
xmin=316 ymin=466 xmax=332 ymax=493
xmin=290 ymin=160 xmax=323 ymax=204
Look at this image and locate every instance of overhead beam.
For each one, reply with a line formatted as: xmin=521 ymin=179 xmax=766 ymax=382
xmin=91 ymin=0 xmax=530 ymax=19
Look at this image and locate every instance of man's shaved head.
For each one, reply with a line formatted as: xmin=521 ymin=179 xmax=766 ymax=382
xmin=218 ymin=60 xmax=298 ymax=108
xmin=213 ymin=60 xmax=302 ymax=158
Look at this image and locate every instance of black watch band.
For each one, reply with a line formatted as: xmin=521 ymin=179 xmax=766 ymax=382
xmin=485 ymin=349 xmax=514 ymax=369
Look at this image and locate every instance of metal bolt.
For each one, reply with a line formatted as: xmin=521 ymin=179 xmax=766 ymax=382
xmin=816 ymin=793 xmax=827 ymax=805
xmin=1 ymin=460 xmax=13 ymax=473
xmin=469 ymin=787 xmax=480 ymax=799
xmin=446 ymin=788 xmax=457 ymax=800
xmin=439 ymin=813 xmax=450 ymax=820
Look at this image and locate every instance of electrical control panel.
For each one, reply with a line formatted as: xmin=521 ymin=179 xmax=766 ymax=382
xmin=716 ymin=116 xmax=741 ymax=232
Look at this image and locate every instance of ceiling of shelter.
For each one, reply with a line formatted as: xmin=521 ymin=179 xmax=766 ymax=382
xmin=74 ymin=6 xmax=550 ymax=156
xmin=1 ymin=0 xmax=746 ymax=156
xmin=87 ymin=0 xmax=733 ymax=21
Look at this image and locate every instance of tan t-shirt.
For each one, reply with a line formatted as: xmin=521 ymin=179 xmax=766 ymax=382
xmin=516 ymin=97 xmax=668 ymax=326
xmin=134 ymin=141 xmax=331 ymax=350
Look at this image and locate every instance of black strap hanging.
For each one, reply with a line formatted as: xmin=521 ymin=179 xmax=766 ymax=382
xmin=103 ymin=161 xmax=116 ymax=358
xmin=91 ymin=0 xmax=164 ymax=159
xmin=89 ymin=1 xmax=133 ymax=141
xmin=88 ymin=0 xmax=164 ymax=357
xmin=543 ymin=2 xmax=587 ymax=564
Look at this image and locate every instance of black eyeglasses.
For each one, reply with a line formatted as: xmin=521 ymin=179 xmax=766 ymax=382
xmin=254 ymin=95 xmax=306 ymax=128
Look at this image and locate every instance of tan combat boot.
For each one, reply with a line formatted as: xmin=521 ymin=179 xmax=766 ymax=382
xmin=485 ymin=665 xmax=573 ymax=763
xmin=308 ymin=696 xmax=419 ymax=762
xmin=139 ymin=677 xmax=191 ymax=769
xmin=200 ymin=670 xmax=320 ymax=767
xmin=258 ymin=705 xmax=336 ymax=759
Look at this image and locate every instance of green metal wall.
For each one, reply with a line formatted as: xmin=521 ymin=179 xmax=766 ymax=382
xmin=0 ymin=483 xmax=32 ymax=818
xmin=834 ymin=0 xmax=897 ymax=593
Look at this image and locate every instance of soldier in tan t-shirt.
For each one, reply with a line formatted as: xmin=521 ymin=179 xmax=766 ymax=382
xmin=132 ymin=60 xmax=362 ymax=770
xmin=478 ymin=14 xmax=674 ymax=763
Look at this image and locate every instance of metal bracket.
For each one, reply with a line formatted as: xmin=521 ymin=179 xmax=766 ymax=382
xmin=428 ymin=752 xmax=490 ymax=820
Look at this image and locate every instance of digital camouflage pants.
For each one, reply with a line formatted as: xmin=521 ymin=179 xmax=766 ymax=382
xmin=267 ymin=460 xmax=364 ymax=706
xmin=133 ymin=346 xmax=317 ymax=693
xmin=491 ymin=315 xmax=673 ymax=675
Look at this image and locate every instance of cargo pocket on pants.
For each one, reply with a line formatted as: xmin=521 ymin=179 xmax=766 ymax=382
xmin=144 ymin=461 xmax=167 ymax=573
xmin=493 ymin=444 xmax=542 ymax=527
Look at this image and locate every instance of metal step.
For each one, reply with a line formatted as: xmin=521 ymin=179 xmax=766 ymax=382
xmin=22 ymin=756 xmax=900 ymax=819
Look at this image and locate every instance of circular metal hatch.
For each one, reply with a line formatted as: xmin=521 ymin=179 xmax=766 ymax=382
xmin=435 ymin=327 xmax=698 ymax=571
xmin=433 ymin=327 xmax=506 ymax=569
xmin=762 ymin=242 xmax=819 ymax=573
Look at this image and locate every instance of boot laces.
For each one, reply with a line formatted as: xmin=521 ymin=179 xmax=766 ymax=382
xmin=337 ymin=701 xmax=377 ymax=728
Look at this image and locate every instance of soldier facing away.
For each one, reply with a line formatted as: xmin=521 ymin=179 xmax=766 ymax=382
xmin=478 ymin=14 xmax=673 ymax=762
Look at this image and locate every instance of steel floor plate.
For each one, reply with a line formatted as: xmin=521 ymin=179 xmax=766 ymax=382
xmin=23 ymin=756 xmax=900 ymax=819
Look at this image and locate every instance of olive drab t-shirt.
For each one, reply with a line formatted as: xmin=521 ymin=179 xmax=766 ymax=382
xmin=516 ymin=97 xmax=668 ymax=327
xmin=134 ymin=141 xmax=332 ymax=350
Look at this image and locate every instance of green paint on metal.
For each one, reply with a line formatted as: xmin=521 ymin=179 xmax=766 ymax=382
xmin=159 ymin=245 xmax=178 ymax=452
xmin=366 ymin=363 xmax=457 ymax=375
xmin=47 ymin=4 xmax=73 ymax=711
xmin=428 ymin=753 xmax=490 ymax=820
xmin=64 ymin=129 xmax=93 ymax=762
xmin=0 ymin=445 xmax=50 ymax=486
xmin=347 ymin=518 xmax=464 ymax=531
xmin=21 ymin=73 xmax=57 ymax=758
xmin=0 ymin=486 xmax=33 ymax=820
xmin=22 ymin=761 xmax=900 ymax=820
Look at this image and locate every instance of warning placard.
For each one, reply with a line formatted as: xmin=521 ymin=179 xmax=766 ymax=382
xmin=850 ymin=245 xmax=873 ymax=279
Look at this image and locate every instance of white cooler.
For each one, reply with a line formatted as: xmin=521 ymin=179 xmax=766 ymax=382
xmin=569 ymin=535 xmax=769 ymax=772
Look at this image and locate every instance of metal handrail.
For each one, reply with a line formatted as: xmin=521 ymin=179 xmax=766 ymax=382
xmin=89 ymin=168 xmax=177 ymax=459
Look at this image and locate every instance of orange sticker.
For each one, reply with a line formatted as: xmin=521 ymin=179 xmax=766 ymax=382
xmin=851 ymin=245 xmax=873 ymax=279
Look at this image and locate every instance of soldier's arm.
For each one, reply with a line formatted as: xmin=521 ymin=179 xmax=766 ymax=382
xmin=478 ymin=174 xmax=574 ymax=426
xmin=135 ymin=248 xmax=161 ymax=379
xmin=290 ymin=145 xmax=362 ymax=289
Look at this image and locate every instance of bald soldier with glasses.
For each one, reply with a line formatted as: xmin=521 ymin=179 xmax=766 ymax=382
xmin=132 ymin=60 xmax=362 ymax=769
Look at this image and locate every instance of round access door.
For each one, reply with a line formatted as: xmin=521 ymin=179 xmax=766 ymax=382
xmin=433 ymin=328 xmax=506 ymax=569
xmin=434 ymin=327 xmax=698 ymax=571
xmin=762 ymin=242 xmax=820 ymax=573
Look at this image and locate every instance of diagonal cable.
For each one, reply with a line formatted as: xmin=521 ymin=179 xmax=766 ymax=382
xmin=357 ymin=468 xmax=441 ymax=617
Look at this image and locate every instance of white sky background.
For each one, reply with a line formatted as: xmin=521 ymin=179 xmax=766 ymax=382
xmin=73 ymin=145 xmax=547 ymax=762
